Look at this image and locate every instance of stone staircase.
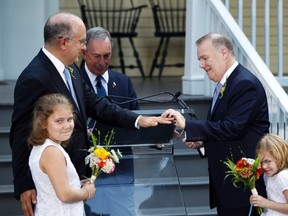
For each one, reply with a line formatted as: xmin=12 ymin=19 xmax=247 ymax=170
xmin=0 ymin=80 xmax=216 ymax=216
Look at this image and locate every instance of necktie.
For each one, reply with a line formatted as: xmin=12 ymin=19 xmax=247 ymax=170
xmin=211 ymin=82 xmax=223 ymax=112
xmin=63 ymin=68 xmax=79 ymax=110
xmin=96 ymin=76 xmax=106 ymax=97
xmin=87 ymin=76 xmax=106 ymax=130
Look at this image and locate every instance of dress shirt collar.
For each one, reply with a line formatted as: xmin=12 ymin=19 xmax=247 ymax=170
xmin=42 ymin=47 xmax=65 ymax=74
xmin=219 ymin=61 xmax=239 ymax=85
xmin=84 ymin=63 xmax=109 ymax=85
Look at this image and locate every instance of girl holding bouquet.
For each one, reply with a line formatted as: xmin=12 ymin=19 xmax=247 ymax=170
xmin=28 ymin=94 xmax=96 ymax=216
xmin=250 ymin=133 xmax=288 ymax=215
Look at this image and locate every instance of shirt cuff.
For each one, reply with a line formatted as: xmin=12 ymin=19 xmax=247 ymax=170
xmin=135 ymin=115 xmax=141 ymax=129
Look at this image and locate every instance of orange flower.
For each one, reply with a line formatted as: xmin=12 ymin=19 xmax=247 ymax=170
xmin=223 ymin=156 xmax=264 ymax=215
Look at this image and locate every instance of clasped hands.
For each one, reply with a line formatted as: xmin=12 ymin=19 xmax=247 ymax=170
xmin=161 ymin=109 xmax=204 ymax=149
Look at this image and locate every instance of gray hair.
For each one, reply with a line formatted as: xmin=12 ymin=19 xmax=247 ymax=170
xmin=196 ymin=33 xmax=235 ymax=57
xmin=86 ymin=27 xmax=113 ymax=47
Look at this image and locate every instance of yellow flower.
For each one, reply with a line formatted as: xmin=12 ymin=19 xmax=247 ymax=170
xmin=94 ymin=148 xmax=109 ymax=160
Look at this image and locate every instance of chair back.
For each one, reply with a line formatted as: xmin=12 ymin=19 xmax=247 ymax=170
xmin=148 ymin=0 xmax=186 ymax=37
xmin=78 ymin=0 xmax=147 ymax=37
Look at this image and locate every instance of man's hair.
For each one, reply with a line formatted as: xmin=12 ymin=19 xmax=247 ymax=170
xmin=196 ymin=33 xmax=235 ymax=56
xmin=86 ymin=27 xmax=113 ymax=47
xmin=44 ymin=12 xmax=80 ymax=45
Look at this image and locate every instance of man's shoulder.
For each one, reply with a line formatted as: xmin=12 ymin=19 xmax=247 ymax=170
xmin=108 ymin=70 xmax=131 ymax=81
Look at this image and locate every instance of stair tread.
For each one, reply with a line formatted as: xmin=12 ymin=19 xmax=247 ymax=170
xmin=0 ymin=126 xmax=10 ymax=133
xmin=0 ymin=154 xmax=12 ymax=162
xmin=0 ymin=184 xmax=14 ymax=193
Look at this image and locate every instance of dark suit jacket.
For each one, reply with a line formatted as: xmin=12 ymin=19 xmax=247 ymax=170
xmin=185 ymin=64 xmax=270 ymax=210
xmin=80 ymin=64 xmax=139 ymax=110
xmin=80 ymin=64 xmax=139 ymax=185
xmin=9 ymin=49 xmax=139 ymax=198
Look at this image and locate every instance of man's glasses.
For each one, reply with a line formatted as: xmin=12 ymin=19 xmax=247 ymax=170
xmin=58 ymin=36 xmax=86 ymax=46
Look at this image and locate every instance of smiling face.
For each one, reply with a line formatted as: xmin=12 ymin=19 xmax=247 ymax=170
xmin=259 ymin=151 xmax=279 ymax=177
xmin=46 ymin=105 xmax=74 ymax=144
xmin=83 ymin=37 xmax=112 ymax=76
xmin=197 ymin=39 xmax=228 ymax=82
xmin=65 ymin=20 xmax=87 ymax=64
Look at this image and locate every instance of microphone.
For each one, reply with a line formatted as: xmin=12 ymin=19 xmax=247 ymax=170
xmin=106 ymin=91 xmax=197 ymax=119
xmin=173 ymin=91 xmax=198 ymax=120
xmin=106 ymin=91 xmax=176 ymax=105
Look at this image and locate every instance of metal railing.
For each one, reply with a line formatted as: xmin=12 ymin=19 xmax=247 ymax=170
xmin=222 ymin=0 xmax=288 ymax=86
xmin=206 ymin=0 xmax=288 ymax=138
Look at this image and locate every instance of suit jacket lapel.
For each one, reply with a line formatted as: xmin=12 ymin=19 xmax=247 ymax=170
xmin=208 ymin=64 xmax=240 ymax=119
xmin=107 ymin=71 xmax=117 ymax=95
xmin=80 ymin=64 xmax=94 ymax=90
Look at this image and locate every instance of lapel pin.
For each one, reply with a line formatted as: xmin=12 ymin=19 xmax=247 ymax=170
xmin=112 ymin=82 xmax=117 ymax=88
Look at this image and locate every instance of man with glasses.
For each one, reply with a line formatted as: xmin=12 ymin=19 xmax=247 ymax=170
xmin=10 ymin=12 xmax=172 ymax=216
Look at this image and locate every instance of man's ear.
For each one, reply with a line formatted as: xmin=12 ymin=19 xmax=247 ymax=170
xmin=58 ymin=36 xmax=68 ymax=49
xmin=221 ymin=47 xmax=229 ymax=59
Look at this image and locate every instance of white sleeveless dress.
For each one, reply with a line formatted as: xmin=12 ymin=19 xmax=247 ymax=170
xmin=29 ymin=139 xmax=84 ymax=216
xmin=262 ymin=169 xmax=288 ymax=216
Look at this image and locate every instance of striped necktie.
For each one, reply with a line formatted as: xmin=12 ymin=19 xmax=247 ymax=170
xmin=96 ymin=76 xmax=106 ymax=97
xmin=63 ymin=67 xmax=79 ymax=110
xmin=211 ymin=82 xmax=223 ymax=112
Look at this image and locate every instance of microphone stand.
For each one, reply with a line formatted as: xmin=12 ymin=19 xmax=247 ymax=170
xmin=173 ymin=92 xmax=206 ymax=158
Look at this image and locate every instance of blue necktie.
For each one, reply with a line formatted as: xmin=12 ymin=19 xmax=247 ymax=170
xmin=87 ymin=76 xmax=106 ymax=130
xmin=211 ymin=82 xmax=223 ymax=112
xmin=96 ymin=76 xmax=106 ymax=97
xmin=63 ymin=68 xmax=79 ymax=110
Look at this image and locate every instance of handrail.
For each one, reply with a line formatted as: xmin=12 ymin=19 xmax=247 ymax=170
xmin=222 ymin=0 xmax=288 ymax=85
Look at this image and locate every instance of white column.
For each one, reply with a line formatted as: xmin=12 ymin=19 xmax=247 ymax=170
xmin=0 ymin=0 xmax=59 ymax=80
xmin=182 ymin=0 xmax=213 ymax=96
xmin=0 ymin=1 xmax=4 ymax=80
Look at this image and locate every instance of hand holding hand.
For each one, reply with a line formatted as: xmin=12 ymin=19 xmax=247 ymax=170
xmin=161 ymin=109 xmax=186 ymax=129
xmin=20 ymin=189 xmax=37 ymax=216
xmin=138 ymin=116 xmax=173 ymax=128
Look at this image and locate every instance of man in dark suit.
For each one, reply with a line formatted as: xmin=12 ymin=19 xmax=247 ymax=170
xmin=80 ymin=27 xmax=139 ymax=215
xmin=9 ymin=12 xmax=172 ymax=216
xmin=81 ymin=27 xmax=139 ymax=111
xmin=162 ymin=33 xmax=270 ymax=216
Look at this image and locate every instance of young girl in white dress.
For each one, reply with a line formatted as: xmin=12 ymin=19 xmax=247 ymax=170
xmin=28 ymin=93 xmax=96 ymax=216
xmin=250 ymin=133 xmax=288 ymax=216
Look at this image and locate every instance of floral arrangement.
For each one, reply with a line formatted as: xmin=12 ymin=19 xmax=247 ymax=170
xmin=223 ymin=157 xmax=264 ymax=215
xmin=84 ymin=129 xmax=122 ymax=183
xmin=66 ymin=66 xmax=76 ymax=79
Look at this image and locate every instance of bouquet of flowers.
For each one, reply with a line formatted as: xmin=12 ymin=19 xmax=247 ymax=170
xmin=223 ymin=157 xmax=264 ymax=215
xmin=85 ymin=129 xmax=122 ymax=183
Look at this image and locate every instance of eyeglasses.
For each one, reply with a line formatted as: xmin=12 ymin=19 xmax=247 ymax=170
xmin=58 ymin=36 xmax=86 ymax=46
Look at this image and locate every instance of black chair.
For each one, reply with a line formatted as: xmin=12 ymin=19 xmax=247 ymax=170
xmin=148 ymin=0 xmax=186 ymax=78
xmin=78 ymin=0 xmax=147 ymax=78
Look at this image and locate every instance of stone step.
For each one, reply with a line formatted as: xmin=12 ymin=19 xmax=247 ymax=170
xmin=0 ymin=126 xmax=11 ymax=156
xmin=0 ymin=105 xmax=12 ymax=127
xmin=0 ymin=155 xmax=13 ymax=185
xmin=0 ymin=185 xmax=23 ymax=216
